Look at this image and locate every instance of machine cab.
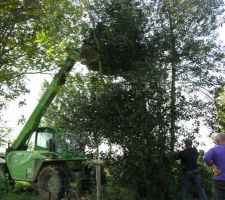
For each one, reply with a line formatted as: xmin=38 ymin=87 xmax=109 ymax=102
xmin=26 ymin=127 xmax=84 ymax=156
xmin=27 ymin=127 xmax=57 ymax=152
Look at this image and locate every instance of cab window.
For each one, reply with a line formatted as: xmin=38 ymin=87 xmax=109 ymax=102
xmin=36 ymin=132 xmax=53 ymax=149
xmin=27 ymin=132 xmax=36 ymax=151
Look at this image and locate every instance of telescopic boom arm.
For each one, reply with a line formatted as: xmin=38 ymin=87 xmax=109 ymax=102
xmin=11 ymin=58 xmax=75 ymax=150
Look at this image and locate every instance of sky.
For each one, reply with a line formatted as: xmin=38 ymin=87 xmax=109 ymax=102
xmin=0 ymin=63 xmax=88 ymax=151
xmin=0 ymin=25 xmax=225 ymax=153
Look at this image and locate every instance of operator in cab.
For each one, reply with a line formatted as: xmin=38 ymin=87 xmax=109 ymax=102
xmin=176 ymin=139 xmax=208 ymax=200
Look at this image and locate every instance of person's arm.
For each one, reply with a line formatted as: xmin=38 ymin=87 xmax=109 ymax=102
xmin=204 ymin=148 xmax=221 ymax=176
xmin=175 ymin=151 xmax=182 ymax=160
xmin=203 ymin=148 xmax=214 ymax=166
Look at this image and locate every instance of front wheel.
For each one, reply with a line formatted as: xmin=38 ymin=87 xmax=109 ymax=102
xmin=37 ymin=165 xmax=69 ymax=200
xmin=0 ymin=164 xmax=14 ymax=192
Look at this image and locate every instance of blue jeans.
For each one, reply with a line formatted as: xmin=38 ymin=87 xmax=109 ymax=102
xmin=212 ymin=180 xmax=225 ymax=200
xmin=180 ymin=169 xmax=208 ymax=200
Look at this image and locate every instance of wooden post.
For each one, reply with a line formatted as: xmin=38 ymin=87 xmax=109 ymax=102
xmin=146 ymin=180 xmax=151 ymax=200
xmin=96 ymin=164 xmax=102 ymax=200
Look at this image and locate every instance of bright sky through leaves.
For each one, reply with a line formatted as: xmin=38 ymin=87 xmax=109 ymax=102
xmin=1 ymin=24 xmax=225 ymax=152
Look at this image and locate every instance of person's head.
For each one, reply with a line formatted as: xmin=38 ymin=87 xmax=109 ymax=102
xmin=184 ymin=138 xmax=193 ymax=148
xmin=216 ymin=133 xmax=225 ymax=145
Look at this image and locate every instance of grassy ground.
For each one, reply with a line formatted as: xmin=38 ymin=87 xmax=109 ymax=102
xmin=0 ymin=181 xmax=44 ymax=200
xmin=0 ymin=181 xmax=92 ymax=200
xmin=1 ymin=192 xmax=92 ymax=200
xmin=0 ymin=193 xmax=44 ymax=200
xmin=0 ymin=181 xmax=138 ymax=200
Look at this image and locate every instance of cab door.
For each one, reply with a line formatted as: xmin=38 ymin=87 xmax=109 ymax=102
xmin=6 ymin=132 xmax=40 ymax=180
xmin=6 ymin=128 xmax=55 ymax=180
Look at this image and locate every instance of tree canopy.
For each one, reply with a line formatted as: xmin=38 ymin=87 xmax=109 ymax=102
xmin=0 ymin=0 xmax=83 ymax=111
xmin=41 ymin=0 xmax=225 ymax=198
xmin=1 ymin=0 xmax=225 ymax=199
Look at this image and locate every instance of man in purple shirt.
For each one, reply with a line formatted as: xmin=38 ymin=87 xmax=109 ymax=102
xmin=204 ymin=133 xmax=225 ymax=200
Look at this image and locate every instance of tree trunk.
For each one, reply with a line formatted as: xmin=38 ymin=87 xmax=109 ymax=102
xmin=168 ymin=11 xmax=177 ymax=153
xmin=86 ymin=0 xmax=103 ymax=74
xmin=96 ymin=164 xmax=102 ymax=200
xmin=170 ymin=62 xmax=176 ymax=152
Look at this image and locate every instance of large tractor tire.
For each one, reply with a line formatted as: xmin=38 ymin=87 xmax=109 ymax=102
xmin=37 ymin=165 xmax=69 ymax=200
xmin=0 ymin=164 xmax=14 ymax=192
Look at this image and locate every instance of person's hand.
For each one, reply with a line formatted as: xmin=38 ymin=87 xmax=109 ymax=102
xmin=164 ymin=152 xmax=175 ymax=160
xmin=212 ymin=164 xmax=221 ymax=176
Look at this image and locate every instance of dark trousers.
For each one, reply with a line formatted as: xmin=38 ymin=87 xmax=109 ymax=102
xmin=180 ymin=169 xmax=208 ymax=200
xmin=212 ymin=180 xmax=225 ymax=200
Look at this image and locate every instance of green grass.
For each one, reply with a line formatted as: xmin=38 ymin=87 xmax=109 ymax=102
xmin=0 ymin=181 xmax=44 ymax=200
xmin=0 ymin=180 xmax=138 ymax=200
xmin=0 ymin=193 xmax=44 ymax=200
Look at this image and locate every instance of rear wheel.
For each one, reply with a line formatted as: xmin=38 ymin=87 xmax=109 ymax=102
xmin=37 ymin=165 xmax=69 ymax=200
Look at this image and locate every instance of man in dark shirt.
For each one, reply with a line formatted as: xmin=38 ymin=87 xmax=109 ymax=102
xmin=176 ymin=139 xmax=208 ymax=200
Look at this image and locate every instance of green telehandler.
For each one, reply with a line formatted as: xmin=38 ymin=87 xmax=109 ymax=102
xmin=0 ymin=57 xmax=91 ymax=199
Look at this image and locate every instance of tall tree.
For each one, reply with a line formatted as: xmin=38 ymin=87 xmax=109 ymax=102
xmin=47 ymin=0 xmax=173 ymax=198
xmin=22 ymin=0 xmax=225 ymax=198
xmin=0 ymin=0 xmax=83 ymax=112
xmin=146 ymin=0 xmax=225 ymax=151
